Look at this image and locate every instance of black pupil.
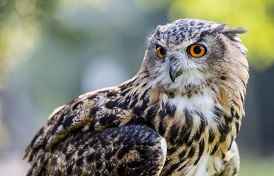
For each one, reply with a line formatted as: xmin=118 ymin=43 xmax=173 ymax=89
xmin=193 ymin=46 xmax=202 ymax=54
xmin=160 ymin=47 xmax=166 ymax=55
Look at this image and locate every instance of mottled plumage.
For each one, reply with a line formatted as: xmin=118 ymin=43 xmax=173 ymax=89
xmin=24 ymin=18 xmax=249 ymax=176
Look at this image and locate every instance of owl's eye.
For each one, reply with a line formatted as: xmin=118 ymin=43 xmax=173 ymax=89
xmin=156 ymin=45 xmax=166 ymax=59
xmin=187 ymin=44 xmax=207 ymax=58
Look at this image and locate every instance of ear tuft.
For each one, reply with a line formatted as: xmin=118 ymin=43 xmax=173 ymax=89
xmin=221 ymin=27 xmax=246 ymax=42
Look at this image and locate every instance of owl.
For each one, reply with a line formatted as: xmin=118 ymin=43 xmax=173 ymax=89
xmin=24 ymin=18 xmax=249 ymax=176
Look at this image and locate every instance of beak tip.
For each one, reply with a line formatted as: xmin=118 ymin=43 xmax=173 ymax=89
xmin=169 ymin=67 xmax=179 ymax=83
xmin=169 ymin=71 xmax=175 ymax=82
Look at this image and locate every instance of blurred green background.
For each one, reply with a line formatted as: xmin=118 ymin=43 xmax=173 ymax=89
xmin=0 ymin=0 xmax=274 ymax=175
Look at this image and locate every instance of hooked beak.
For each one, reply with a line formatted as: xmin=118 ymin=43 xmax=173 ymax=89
xmin=169 ymin=63 xmax=182 ymax=82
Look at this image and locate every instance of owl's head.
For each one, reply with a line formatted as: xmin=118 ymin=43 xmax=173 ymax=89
xmin=141 ymin=18 xmax=248 ymax=95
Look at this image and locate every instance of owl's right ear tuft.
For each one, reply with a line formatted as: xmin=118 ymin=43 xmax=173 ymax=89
xmin=145 ymin=25 xmax=163 ymax=47
xmin=155 ymin=25 xmax=162 ymax=37
xmin=155 ymin=25 xmax=164 ymax=38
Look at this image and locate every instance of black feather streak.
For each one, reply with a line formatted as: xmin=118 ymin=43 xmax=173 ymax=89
xmin=194 ymin=139 xmax=204 ymax=165
xmin=211 ymin=143 xmax=219 ymax=155
xmin=165 ymin=103 xmax=177 ymax=116
xmin=184 ymin=108 xmax=193 ymax=128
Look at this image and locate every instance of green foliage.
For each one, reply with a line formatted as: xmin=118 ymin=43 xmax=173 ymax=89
xmin=0 ymin=0 xmax=57 ymax=150
xmin=240 ymin=155 xmax=274 ymax=176
xmin=169 ymin=0 xmax=274 ymax=70
xmin=0 ymin=0 xmax=57 ymax=83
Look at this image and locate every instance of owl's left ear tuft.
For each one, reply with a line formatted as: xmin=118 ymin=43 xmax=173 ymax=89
xmin=221 ymin=27 xmax=247 ymax=42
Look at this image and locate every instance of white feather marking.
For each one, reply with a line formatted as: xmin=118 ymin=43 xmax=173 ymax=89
xmin=168 ymin=91 xmax=217 ymax=129
xmin=159 ymin=137 xmax=167 ymax=173
xmin=189 ymin=155 xmax=209 ymax=176
xmin=171 ymin=70 xmax=206 ymax=90
xmin=189 ymin=154 xmax=222 ymax=176
xmin=149 ymin=68 xmax=207 ymax=94
xmin=160 ymin=137 xmax=167 ymax=160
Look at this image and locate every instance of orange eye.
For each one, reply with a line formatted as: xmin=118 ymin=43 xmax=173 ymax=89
xmin=156 ymin=45 xmax=166 ymax=59
xmin=187 ymin=44 xmax=207 ymax=58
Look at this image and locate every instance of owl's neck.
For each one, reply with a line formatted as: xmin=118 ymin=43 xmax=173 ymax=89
xmin=120 ymin=72 xmax=239 ymax=151
xmin=122 ymin=73 xmax=218 ymax=128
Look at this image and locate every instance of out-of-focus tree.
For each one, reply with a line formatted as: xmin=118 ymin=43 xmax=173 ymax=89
xmin=0 ymin=0 xmax=57 ymax=149
xmin=0 ymin=0 xmax=57 ymax=81
xmin=0 ymin=0 xmax=170 ymax=150
xmin=168 ymin=0 xmax=274 ymax=70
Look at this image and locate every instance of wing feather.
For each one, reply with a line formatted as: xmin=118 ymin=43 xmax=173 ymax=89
xmin=24 ymin=87 xmax=124 ymax=161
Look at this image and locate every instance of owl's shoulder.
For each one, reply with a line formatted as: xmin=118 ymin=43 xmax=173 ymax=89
xmin=24 ymin=86 xmax=122 ymax=159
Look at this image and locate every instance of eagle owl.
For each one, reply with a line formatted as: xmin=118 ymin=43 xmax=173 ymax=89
xmin=24 ymin=18 xmax=248 ymax=176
